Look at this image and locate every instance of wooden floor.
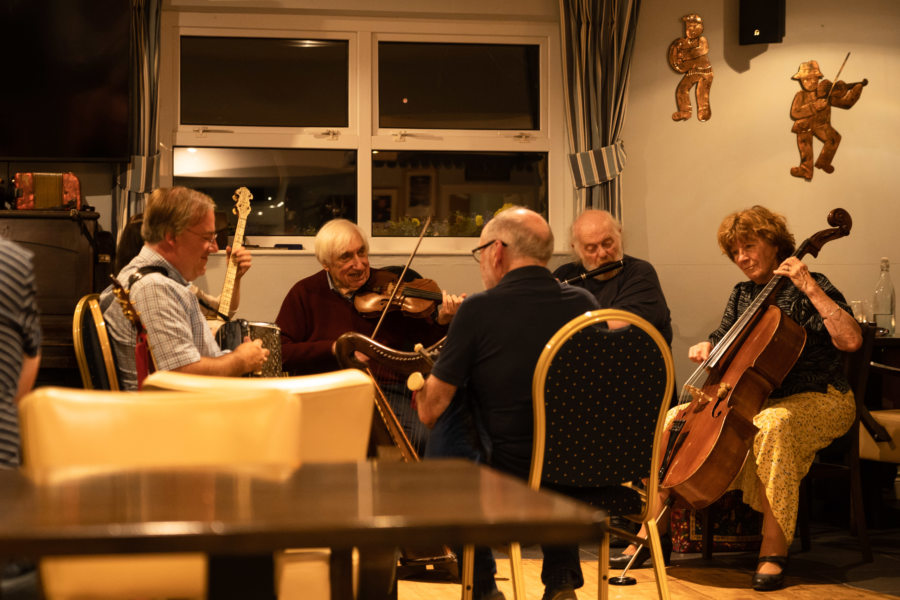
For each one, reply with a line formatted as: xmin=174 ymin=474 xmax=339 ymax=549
xmin=398 ymin=524 xmax=900 ymax=600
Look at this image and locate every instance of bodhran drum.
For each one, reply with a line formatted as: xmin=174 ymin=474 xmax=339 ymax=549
xmin=245 ymin=321 xmax=282 ymax=377
xmin=215 ymin=319 xmax=284 ymax=377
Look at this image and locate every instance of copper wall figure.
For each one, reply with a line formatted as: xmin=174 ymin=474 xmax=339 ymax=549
xmin=668 ymin=13 xmax=714 ymax=122
xmin=789 ymin=59 xmax=868 ymax=180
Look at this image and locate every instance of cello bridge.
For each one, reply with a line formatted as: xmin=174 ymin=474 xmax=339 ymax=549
xmin=685 ymin=385 xmax=714 ymax=405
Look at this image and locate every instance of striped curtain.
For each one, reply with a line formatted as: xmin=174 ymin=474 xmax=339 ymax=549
xmin=114 ymin=0 xmax=161 ymax=238
xmin=558 ymin=0 xmax=641 ymax=220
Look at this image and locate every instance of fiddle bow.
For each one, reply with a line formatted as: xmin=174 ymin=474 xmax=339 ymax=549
xmin=370 ymin=215 xmax=434 ymax=338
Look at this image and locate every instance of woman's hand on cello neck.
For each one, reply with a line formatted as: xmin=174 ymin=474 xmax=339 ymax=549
xmin=774 ymin=257 xmax=861 ymax=352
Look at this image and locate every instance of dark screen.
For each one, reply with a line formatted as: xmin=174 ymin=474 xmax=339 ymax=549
xmin=180 ymin=37 xmax=349 ymax=127
xmin=379 ymin=42 xmax=540 ymax=130
xmin=0 ymin=0 xmax=131 ymax=161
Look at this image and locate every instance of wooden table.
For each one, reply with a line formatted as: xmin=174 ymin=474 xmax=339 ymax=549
xmin=0 ymin=459 xmax=606 ymax=598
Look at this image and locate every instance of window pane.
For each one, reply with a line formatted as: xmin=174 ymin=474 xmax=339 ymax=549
xmin=180 ymin=37 xmax=348 ymax=127
xmin=378 ymin=42 xmax=539 ymax=130
xmin=173 ymin=147 xmax=357 ymax=238
xmin=371 ymin=151 xmax=547 ymax=237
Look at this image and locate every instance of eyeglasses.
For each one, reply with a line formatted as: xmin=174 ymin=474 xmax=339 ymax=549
xmin=471 ymin=239 xmax=507 ymax=263
xmin=184 ymin=229 xmax=219 ymax=247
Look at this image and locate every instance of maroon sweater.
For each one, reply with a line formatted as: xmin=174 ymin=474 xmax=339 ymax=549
xmin=275 ymin=269 xmax=447 ymax=375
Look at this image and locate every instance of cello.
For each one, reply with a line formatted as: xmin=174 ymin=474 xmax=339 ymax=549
xmin=659 ymin=208 xmax=852 ymax=508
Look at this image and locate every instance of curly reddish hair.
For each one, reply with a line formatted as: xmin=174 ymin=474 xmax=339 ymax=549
xmin=717 ymin=205 xmax=795 ymax=263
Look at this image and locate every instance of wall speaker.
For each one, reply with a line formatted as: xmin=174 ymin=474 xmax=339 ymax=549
xmin=739 ymin=0 xmax=785 ymax=45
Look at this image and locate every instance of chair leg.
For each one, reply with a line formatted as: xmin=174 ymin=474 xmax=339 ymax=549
xmin=646 ymin=518 xmax=672 ymax=600
xmin=508 ymin=542 xmax=525 ymax=600
xmin=849 ymin=430 xmax=874 ymax=562
xmin=598 ymin=525 xmax=610 ymax=600
xmin=460 ymin=544 xmax=475 ymax=600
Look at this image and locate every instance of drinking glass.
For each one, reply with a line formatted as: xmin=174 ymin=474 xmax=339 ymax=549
xmin=849 ymin=300 xmax=870 ymax=324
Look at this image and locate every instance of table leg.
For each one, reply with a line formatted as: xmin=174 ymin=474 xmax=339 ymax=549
xmin=208 ymin=554 xmax=275 ymax=600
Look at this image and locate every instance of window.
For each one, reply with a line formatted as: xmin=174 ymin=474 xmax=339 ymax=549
xmin=160 ymin=8 xmax=566 ymax=253
xmin=378 ymin=42 xmax=539 ymax=130
xmin=180 ymin=37 xmax=349 ymax=127
xmin=173 ymin=147 xmax=357 ymax=244
xmin=371 ymin=151 xmax=547 ymax=237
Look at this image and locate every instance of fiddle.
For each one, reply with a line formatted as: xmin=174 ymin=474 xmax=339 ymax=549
xmin=354 ymin=269 xmax=443 ymax=319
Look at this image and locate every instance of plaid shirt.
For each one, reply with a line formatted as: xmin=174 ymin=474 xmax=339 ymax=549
xmin=101 ymin=246 xmax=224 ymax=390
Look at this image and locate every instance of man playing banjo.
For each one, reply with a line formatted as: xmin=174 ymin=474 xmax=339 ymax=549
xmin=101 ymin=186 xmax=268 ymax=390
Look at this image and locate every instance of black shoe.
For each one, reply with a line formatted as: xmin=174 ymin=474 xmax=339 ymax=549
xmin=751 ymin=555 xmax=787 ymax=591
xmin=542 ymin=585 xmax=577 ymax=600
xmin=1 ymin=559 xmax=35 ymax=580
xmin=473 ymin=578 xmax=505 ymax=600
xmin=608 ymin=534 xmax=672 ymax=569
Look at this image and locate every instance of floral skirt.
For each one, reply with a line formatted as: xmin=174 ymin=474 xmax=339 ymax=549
xmin=665 ymin=385 xmax=855 ymax=545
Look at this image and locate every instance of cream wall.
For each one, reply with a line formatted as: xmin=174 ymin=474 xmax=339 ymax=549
xmin=622 ymin=0 xmax=899 ymax=384
xmin=198 ymin=0 xmax=899 ymax=387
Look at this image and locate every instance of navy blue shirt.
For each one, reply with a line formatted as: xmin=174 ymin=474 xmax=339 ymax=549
xmin=553 ymin=254 xmax=673 ymax=346
xmin=431 ymin=265 xmax=599 ymax=478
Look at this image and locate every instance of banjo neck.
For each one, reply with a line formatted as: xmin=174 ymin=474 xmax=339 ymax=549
xmin=215 ymin=187 xmax=252 ymax=320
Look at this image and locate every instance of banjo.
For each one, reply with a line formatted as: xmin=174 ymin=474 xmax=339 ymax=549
xmin=210 ymin=187 xmax=284 ymax=377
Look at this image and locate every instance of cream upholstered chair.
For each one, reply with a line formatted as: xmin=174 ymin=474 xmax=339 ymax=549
xmin=142 ymin=369 xmax=374 ymax=464
xmin=461 ymin=309 xmax=674 ymax=600
xmin=19 ymin=386 xmax=302 ymax=600
xmin=142 ymin=369 xmax=376 ymax=599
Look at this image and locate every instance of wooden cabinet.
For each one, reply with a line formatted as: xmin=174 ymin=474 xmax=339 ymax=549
xmin=0 ymin=210 xmax=112 ymax=383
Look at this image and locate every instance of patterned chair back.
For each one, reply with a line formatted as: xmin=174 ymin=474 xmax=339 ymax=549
xmin=530 ymin=309 xmax=674 ymax=519
xmin=72 ymin=293 xmax=119 ymax=390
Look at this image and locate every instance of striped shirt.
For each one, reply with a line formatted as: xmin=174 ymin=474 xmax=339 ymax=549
xmin=0 ymin=239 xmax=41 ymax=468
xmin=100 ymin=245 xmax=224 ymax=390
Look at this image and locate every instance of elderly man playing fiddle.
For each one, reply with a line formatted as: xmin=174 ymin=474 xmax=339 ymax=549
xmin=416 ymin=207 xmax=599 ymax=600
xmin=101 ymin=186 xmax=268 ymax=390
xmin=275 ymin=218 xmax=463 ymax=454
xmin=553 ymin=209 xmax=672 ymax=344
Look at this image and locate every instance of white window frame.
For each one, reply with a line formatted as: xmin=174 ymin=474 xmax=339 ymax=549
xmin=158 ymin=7 xmax=570 ymax=255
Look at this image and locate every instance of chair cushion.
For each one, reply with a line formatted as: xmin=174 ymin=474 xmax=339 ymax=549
xmin=859 ymin=409 xmax=900 ymax=462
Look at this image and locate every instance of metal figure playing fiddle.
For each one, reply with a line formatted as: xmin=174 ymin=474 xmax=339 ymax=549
xmin=789 ymin=56 xmax=868 ymax=180
xmin=668 ymin=13 xmax=713 ymax=122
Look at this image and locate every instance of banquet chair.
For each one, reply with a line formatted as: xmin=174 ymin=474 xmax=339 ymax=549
xmin=72 ymin=293 xmax=119 ymax=390
xmin=19 ymin=386 xmax=302 ymax=600
xmin=462 ymin=309 xmax=673 ymax=600
xmin=797 ymin=322 xmax=888 ymax=562
xmin=141 ymin=368 xmax=376 ymax=599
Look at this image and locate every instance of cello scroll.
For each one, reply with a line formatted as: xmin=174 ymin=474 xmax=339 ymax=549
xmin=798 ymin=207 xmax=851 ymax=259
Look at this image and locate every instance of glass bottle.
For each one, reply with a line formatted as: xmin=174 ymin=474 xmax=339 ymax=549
xmin=872 ymin=257 xmax=895 ymax=336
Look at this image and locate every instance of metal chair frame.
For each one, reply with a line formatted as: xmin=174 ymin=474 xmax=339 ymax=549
xmin=462 ymin=309 xmax=674 ymax=600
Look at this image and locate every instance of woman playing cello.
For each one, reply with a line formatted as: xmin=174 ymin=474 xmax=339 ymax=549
xmin=612 ymin=205 xmax=861 ymax=591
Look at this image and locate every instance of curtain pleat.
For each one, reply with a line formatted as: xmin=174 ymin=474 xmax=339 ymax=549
xmin=115 ymin=0 xmax=161 ymax=239
xmin=559 ymin=0 xmax=641 ymax=220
